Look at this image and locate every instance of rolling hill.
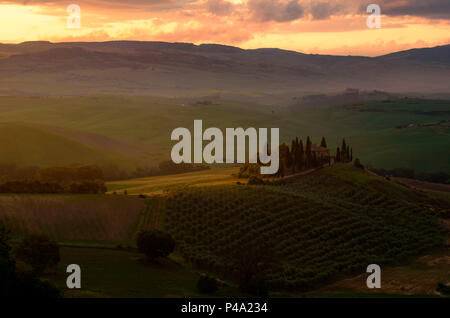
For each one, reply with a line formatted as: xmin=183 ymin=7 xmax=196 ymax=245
xmin=0 ymin=95 xmax=448 ymax=173
xmin=157 ymin=164 xmax=448 ymax=292
xmin=0 ymin=41 xmax=449 ymax=98
xmin=0 ymin=122 xmax=139 ymax=169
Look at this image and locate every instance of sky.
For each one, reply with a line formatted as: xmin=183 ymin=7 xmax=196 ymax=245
xmin=0 ymin=0 xmax=449 ymax=56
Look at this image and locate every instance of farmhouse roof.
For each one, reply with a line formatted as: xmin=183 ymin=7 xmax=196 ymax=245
xmin=311 ymin=144 xmax=329 ymax=152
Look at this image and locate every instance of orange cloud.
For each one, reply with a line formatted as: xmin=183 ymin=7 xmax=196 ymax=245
xmin=0 ymin=0 xmax=448 ymax=56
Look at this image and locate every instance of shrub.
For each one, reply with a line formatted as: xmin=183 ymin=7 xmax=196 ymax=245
xmin=238 ymin=163 xmax=261 ymax=178
xmin=1 ymin=224 xmax=60 ymax=298
xmin=248 ymin=176 xmax=265 ymax=185
xmin=69 ymin=180 xmax=106 ymax=194
xmin=353 ymin=158 xmax=364 ymax=169
xmin=197 ymin=274 xmax=219 ymax=294
xmin=14 ymin=235 xmax=60 ymax=275
xmin=137 ymin=230 xmax=175 ymax=260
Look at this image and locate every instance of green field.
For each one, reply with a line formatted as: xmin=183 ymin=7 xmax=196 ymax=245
xmin=106 ymin=166 xmax=242 ymax=195
xmin=48 ymin=247 xmax=241 ymax=298
xmin=0 ymin=122 xmax=137 ymax=168
xmin=0 ymin=96 xmax=449 ymax=172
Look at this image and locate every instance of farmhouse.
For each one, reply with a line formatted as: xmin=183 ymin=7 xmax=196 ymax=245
xmin=311 ymin=144 xmax=330 ymax=159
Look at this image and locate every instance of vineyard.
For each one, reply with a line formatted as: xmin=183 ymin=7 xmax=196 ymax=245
xmin=161 ymin=164 xmax=448 ymax=291
xmin=0 ymin=195 xmax=144 ymax=244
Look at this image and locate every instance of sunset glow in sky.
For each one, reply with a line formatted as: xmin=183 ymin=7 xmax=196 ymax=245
xmin=0 ymin=0 xmax=449 ymax=56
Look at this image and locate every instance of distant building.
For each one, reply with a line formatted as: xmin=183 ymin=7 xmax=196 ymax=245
xmin=311 ymin=144 xmax=330 ymax=159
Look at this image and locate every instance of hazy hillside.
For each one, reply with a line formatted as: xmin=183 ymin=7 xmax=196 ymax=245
xmin=0 ymin=96 xmax=449 ymax=173
xmin=0 ymin=41 xmax=449 ymax=98
xmin=0 ymin=122 xmax=139 ymax=169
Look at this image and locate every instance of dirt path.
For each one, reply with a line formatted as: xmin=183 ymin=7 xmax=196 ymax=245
xmin=393 ymin=177 xmax=450 ymax=193
xmin=283 ymin=159 xmax=334 ymax=180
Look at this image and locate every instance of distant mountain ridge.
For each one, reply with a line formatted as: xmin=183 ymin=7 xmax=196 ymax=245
xmin=0 ymin=41 xmax=449 ymax=98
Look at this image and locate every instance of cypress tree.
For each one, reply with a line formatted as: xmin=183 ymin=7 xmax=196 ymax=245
xmin=279 ymin=143 xmax=291 ymax=174
xmin=306 ymin=137 xmax=312 ymax=168
xmin=336 ymin=147 xmax=341 ymax=162
xmin=291 ymin=139 xmax=297 ymax=173
xmin=341 ymin=139 xmax=347 ymax=161
xmin=306 ymin=136 xmax=312 ymax=155
xmin=297 ymin=140 xmax=304 ymax=171
xmin=320 ymin=136 xmax=327 ymax=148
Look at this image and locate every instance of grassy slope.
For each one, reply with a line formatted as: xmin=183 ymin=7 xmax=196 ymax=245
xmin=0 ymin=96 xmax=449 ymax=172
xmin=47 ymin=247 xmax=240 ymax=298
xmin=0 ymin=122 xmax=137 ymax=168
xmin=288 ymin=99 xmax=450 ymax=172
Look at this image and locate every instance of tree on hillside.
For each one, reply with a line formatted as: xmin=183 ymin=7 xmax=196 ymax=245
xmin=291 ymin=140 xmax=297 ymax=174
xmin=341 ymin=139 xmax=347 ymax=153
xmin=320 ymin=137 xmax=327 ymax=148
xmin=297 ymin=139 xmax=304 ymax=171
xmin=277 ymin=161 xmax=285 ymax=178
xmin=231 ymin=239 xmax=277 ymax=296
xmin=336 ymin=147 xmax=341 ymax=162
xmin=305 ymin=137 xmax=312 ymax=168
xmin=137 ymin=230 xmax=175 ymax=261
xmin=312 ymin=152 xmax=318 ymax=167
xmin=285 ymin=148 xmax=293 ymax=170
xmin=38 ymin=166 xmax=74 ymax=184
xmin=0 ymin=224 xmax=60 ymax=298
xmin=353 ymin=158 xmax=364 ymax=169
xmin=15 ymin=235 xmax=60 ymax=276
xmin=306 ymin=137 xmax=312 ymax=155
xmin=341 ymin=139 xmax=347 ymax=162
xmin=74 ymin=165 xmax=103 ymax=181
xmin=278 ymin=143 xmax=290 ymax=177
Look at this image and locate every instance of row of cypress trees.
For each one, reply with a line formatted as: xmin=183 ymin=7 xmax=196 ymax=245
xmin=278 ymin=137 xmax=353 ymax=177
xmin=336 ymin=139 xmax=353 ymax=163
xmin=278 ymin=136 xmax=328 ymax=176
